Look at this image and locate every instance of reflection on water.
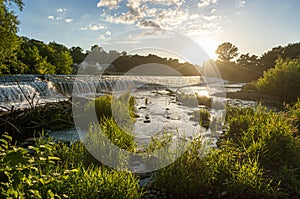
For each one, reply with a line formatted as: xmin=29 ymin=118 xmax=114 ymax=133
xmin=0 ymin=75 xmax=254 ymax=147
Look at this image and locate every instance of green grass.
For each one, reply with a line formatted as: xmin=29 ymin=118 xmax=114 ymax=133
xmin=154 ymin=103 xmax=300 ymax=198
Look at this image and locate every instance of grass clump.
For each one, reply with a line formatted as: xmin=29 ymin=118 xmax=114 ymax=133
xmin=84 ymin=93 xmax=136 ymax=127
xmin=190 ymin=109 xmax=211 ymax=128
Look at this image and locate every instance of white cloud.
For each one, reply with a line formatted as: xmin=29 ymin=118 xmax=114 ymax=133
xmin=65 ymin=18 xmax=73 ymax=23
xmin=105 ymin=31 xmax=112 ymax=35
xmin=237 ymin=0 xmax=246 ymax=7
xmin=203 ymin=15 xmax=220 ymax=21
xmin=197 ymin=0 xmax=218 ymax=8
xmin=127 ymin=0 xmax=142 ymax=9
xmin=48 ymin=16 xmax=55 ymax=20
xmin=48 ymin=16 xmax=63 ymax=21
xmin=81 ymin=24 xmax=107 ymax=31
xmin=148 ymin=0 xmax=183 ymax=6
xmin=57 ymin=8 xmax=67 ymax=13
xmin=97 ymin=0 xmax=122 ymax=9
xmin=97 ymin=34 xmax=106 ymax=40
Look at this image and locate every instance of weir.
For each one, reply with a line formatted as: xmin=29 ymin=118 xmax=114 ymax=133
xmin=0 ymin=75 xmax=142 ymax=104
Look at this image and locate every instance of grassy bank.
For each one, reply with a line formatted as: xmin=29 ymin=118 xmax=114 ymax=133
xmin=1 ymin=95 xmax=300 ymax=198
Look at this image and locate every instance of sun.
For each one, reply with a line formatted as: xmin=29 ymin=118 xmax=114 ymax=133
xmin=195 ymin=38 xmax=219 ymax=60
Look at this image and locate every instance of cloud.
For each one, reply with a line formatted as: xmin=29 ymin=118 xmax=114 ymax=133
xmin=97 ymin=34 xmax=106 ymax=40
xmin=105 ymin=5 xmax=146 ymax=24
xmin=138 ymin=19 xmax=161 ymax=29
xmin=57 ymin=8 xmax=67 ymax=13
xmin=48 ymin=16 xmax=55 ymax=20
xmin=97 ymin=0 xmax=122 ymax=9
xmin=99 ymin=0 xmax=223 ymax=37
xmin=48 ymin=16 xmax=63 ymax=21
xmin=65 ymin=18 xmax=73 ymax=23
xmin=197 ymin=0 xmax=218 ymax=8
xmin=105 ymin=31 xmax=112 ymax=35
xmin=81 ymin=24 xmax=107 ymax=31
xmin=237 ymin=0 xmax=246 ymax=7
xmin=203 ymin=15 xmax=221 ymax=21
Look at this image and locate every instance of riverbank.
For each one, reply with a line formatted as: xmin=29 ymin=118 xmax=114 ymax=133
xmin=226 ymin=90 xmax=284 ymax=108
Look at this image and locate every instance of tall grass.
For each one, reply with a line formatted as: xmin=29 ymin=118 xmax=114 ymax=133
xmin=154 ymin=103 xmax=300 ymax=198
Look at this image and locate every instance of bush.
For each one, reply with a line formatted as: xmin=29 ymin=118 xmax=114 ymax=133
xmin=256 ymin=57 xmax=300 ymax=101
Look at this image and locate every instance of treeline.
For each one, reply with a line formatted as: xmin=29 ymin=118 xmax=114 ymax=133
xmin=207 ymin=42 xmax=300 ymax=82
xmin=111 ymin=54 xmax=199 ymax=75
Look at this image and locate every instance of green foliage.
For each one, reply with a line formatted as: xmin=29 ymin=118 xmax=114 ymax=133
xmin=154 ymin=105 xmax=300 ymax=198
xmin=0 ymin=134 xmax=142 ymax=198
xmin=260 ymin=43 xmax=300 ymax=70
xmin=0 ymin=0 xmax=23 ymax=74
xmin=85 ymin=93 xmax=136 ymax=126
xmin=17 ymin=38 xmax=73 ymax=74
xmin=97 ymin=117 xmax=136 ymax=151
xmin=256 ymin=57 xmax=300 ymax=101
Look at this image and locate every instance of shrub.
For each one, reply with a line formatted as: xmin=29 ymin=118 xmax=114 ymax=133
xmin=256 ymin=57 xmax=300 ymax=101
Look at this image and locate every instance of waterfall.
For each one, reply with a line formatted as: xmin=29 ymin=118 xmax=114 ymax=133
xmin=0 ymin=74 xmax=168 ymax=110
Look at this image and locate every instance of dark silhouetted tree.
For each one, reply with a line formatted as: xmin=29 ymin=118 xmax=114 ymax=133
xmin=237 ymin=53 xmax=260 ymax=68
xmin=215 ymin=42 xmax=239 ymax=62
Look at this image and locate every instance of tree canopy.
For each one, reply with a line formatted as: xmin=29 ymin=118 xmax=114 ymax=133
xmin=0 ymin=0 xmax=23 ymax=74
xmin=215 ymin=42 xmax=239 ymax=62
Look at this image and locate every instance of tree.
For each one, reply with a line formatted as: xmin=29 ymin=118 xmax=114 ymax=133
xmin=237 ymin=53 xmax=260 ymax=68
xmin=70 ymin=46 xmax=86 ymax=65
xmin=215 ymin=42 xmax=239 ymax=62
xmin=19 ymin=46 xmax=55 ymax=74
xmin=54 ymin=50 xmax=73 ymax=74
xmin=0 ymin=0 xmax=24 ymax=74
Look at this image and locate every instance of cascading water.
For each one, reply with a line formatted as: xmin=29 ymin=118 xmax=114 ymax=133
xmin=0 ymin=75 xmax=145 ymax=110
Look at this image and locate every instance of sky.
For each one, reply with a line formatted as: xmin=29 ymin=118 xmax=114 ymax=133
xmin=11 ymin=0 xmax=300 ymax=65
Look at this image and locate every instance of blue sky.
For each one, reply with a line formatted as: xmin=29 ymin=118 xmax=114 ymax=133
xmin=12 ymin=0 xmax=300 ymax=64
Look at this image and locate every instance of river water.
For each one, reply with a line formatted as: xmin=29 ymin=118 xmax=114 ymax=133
xmin=0 ymin=75 xmax=255 ymax=147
